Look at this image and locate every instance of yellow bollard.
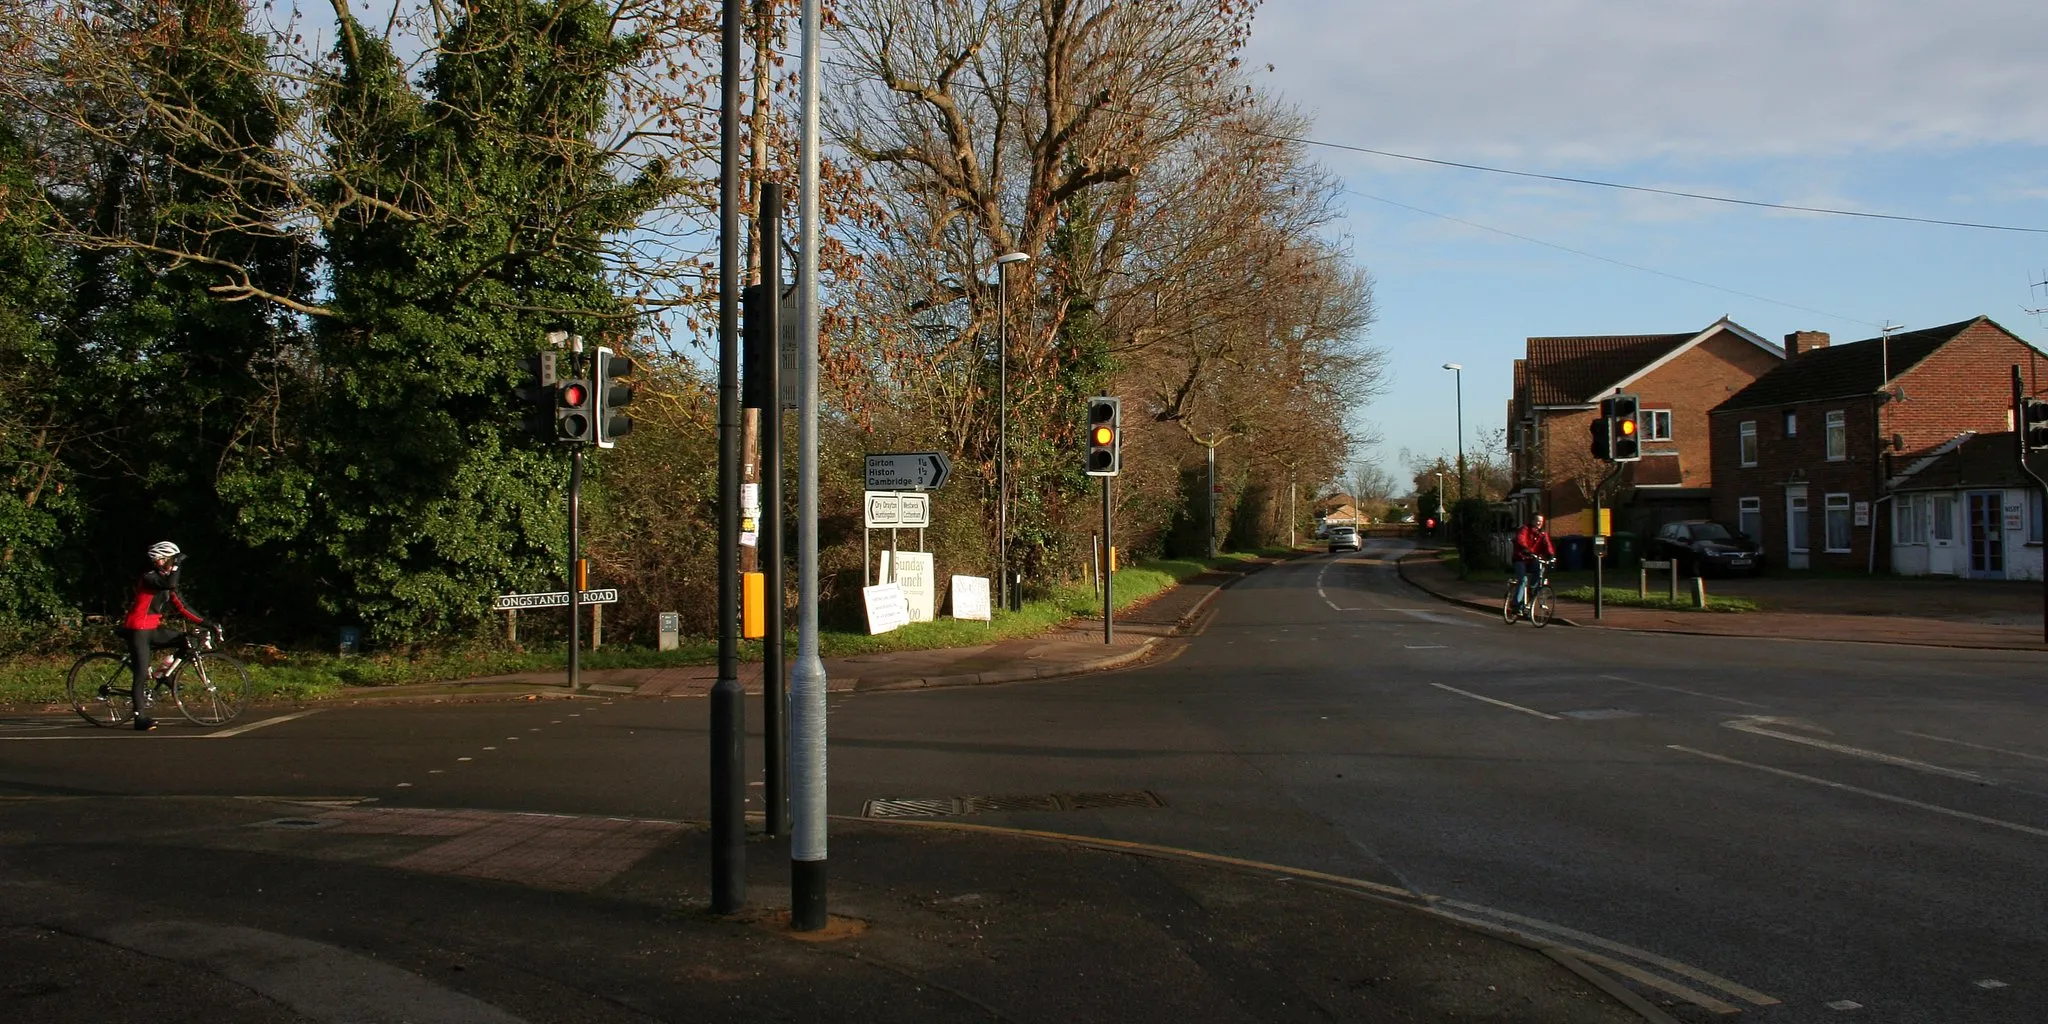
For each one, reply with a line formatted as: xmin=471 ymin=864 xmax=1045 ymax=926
xmin=742 ymin=572 xmax=765 ymax=639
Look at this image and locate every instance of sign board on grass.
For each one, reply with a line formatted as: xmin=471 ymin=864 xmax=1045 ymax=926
xmin=864 ymin=490 xmax=931 ymax=529
xmin=492 ymin=589 xmax=619 ymax=611
xmin=878 ymin=551 xmax=936 ymax=622
xmin=862 ymin=582 xmax=910 ymax=634
xmin=950 ymin=574 xmax=992 ymax=622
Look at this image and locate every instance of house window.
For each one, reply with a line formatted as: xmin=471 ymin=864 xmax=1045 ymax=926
xmin=1894 ymin=495 xmax=1924 ymax=545
xmin=1738 ymin=497 xmax=1762 ymax=543
xmin=1643 ymin=410 xmax=1672 ymax=441
xmin=1739 ymin=421 xmax=1758 ymax=466
xmin=1825 ymin=493 xmax=1853 ymax=552
xmin=1789 ymin=494 xmax=1810 ymax=552
xmin=1784 ymin=411 xmax=1797 ymax=437
xmin=1932 ymin=495 xmax=1956 ymax=542
xmin=1825 ymin=410 xmax=1847 ymax=461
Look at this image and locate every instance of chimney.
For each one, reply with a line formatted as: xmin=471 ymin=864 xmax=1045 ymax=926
xmin=1784 ymin=331 xmax=1830 ymax=358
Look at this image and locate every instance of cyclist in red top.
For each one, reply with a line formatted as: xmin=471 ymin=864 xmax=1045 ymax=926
xmin=1510 ymin=515 xmax=1557 ymax=613
xmin=118 ymin=541 xmax=209 ymax=731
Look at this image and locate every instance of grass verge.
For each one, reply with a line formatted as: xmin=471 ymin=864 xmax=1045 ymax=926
xmin=1552 ymin=586 xmax=1760 ymax=613
xmin=0 ymin=550 xmax=1288 ymax=710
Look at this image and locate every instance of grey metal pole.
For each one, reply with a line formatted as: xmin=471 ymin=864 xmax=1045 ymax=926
xmin=790 ymin=0 xmax=827 ymax=933
xmin=1103 ymin=475 xmax=1113 ymax=644
xmin=709 ymin=0 xmax=746 ymax=915
xmin=760 ymin=182 xmax=787 ymax=838
xmin=568 ymin=434 xmax=582 ymax=692
xmin=1455 ymin=369 xmax=1466 ymax=502
xmin=1207 ymin=444 xmax=1217 ymax=559
xmin=996 ymin=265 xmax=1008 ymax=613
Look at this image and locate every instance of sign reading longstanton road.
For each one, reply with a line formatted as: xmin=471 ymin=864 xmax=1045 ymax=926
xmin=492 ymin=589 xmax=620 ymax=611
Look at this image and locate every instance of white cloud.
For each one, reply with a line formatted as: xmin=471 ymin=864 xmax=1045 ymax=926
xmin=1243 ymin=0 xmax=2048 ymax=165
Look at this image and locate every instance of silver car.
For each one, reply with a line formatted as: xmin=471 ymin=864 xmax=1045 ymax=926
xmin=1327 ymin=526 xmax=1363 ymax=552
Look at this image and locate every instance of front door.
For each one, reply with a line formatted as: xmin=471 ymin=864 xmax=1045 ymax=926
xmin=1928 ymin=493 xmax=1958 ymax=575
xmin=1785 ymin=485 xmax=1809 ymax=570
xmin=1966 ymin=491 xmax=2005 ymax=579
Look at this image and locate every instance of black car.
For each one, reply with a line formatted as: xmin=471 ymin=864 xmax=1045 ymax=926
xmin=1648 ymin=520 xmax=1764 ymax=577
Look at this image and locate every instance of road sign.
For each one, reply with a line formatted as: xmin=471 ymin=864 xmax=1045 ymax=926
xmin=864 ymin=490 xmax=930 ymax=529
xmin=492 ymin=589 xmax=620 ymax=611
xmin=865 ymin=452 xmax=952 ymax=491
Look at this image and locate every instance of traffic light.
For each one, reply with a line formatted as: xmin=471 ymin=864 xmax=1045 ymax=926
xmin=1588 ymin=415 xmax=1611 ymax=461
xmin=2022 ymin=396 xmax=2048 ymax=451
xmin=1608 ymin=392 xmax=1642 ymax=462
xmin=1085 ymin=397 xmax=1121 ymax=476
xmin=516 ymin=352 xmax=558 ymax=442
xmin=556 ymin=377 xmax=595 ymax=444
xmin=593 ymin=346 xmax=634 ymax=448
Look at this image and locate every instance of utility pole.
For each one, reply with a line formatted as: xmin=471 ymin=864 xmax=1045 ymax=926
xmin=709 ymin=0 xmax=746 ymax=916
xmin=790 ymin=0 xmax=828 ymax=933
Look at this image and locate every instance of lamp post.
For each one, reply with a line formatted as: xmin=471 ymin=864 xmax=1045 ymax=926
xmin=994 ymin=251 xmax=1030 ymax=612
xmin=1442 ymin=362 xmax=1466 ymax=503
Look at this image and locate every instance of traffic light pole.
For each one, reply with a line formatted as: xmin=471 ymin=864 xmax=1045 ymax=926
xmin=568 ymin=437 xmax=583 ymax=691
xmin=1592 ymin=464 xmax=1622 ymax=620
xmin=1102 ymin=475 xmax=1114 ymax=645
xmin=710 ymin=0 xmax=746 ymax=916
xmin=759 ymin=183 xmax=787 ymax=838
xmin=2013 ymin=366 xmax=2048 ymax=645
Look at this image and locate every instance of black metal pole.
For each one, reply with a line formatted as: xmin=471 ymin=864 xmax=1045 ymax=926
xmin=1102 ymin=475 xmax=1113 ymax=644
xmin=761 ymin=183 xmax=787 ymax=837
xmin=710 ymin=0 xmax=746 ymax=915
xmin=1593 ymin=488 xmax=1604 ymax=620
xmin=2014 ymin=366 xmax=2048 ymax=645
xmin=568 ymin=438 xmax=582 ymax=690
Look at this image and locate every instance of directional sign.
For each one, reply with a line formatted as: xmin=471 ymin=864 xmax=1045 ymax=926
xmin=864 ymin=490 xmax=930 ymax=529
xmin=492 ymin=589 xmax=620 ymax=611
xmin=865 ymin=451 xmax=952 ymax=491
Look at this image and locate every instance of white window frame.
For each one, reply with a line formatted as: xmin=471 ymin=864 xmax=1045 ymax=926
xmin=1789 ymin=493 xmax=1810 ymax=553
xmin=1784 ymin=411 xmax=1797 ymax=437
xmin=1642 ymin=409 xmax=1673 ymax=442
xmin=1894 ymin=495 xmax=1924 ymax=546
xmin=1825 ymin=410 xmax=1847 ymax=461
xmin=1932 ymin=494 xmax=1956 ymax=542
xmin=1824 ymin=492 xmax=1853 ymax=552
xmin=1739 ymin=421 xmax=1758 ymax=467
xmin=1738 ymin=496 xmax=1762 ymax=544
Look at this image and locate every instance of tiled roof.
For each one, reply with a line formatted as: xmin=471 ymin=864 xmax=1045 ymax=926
xmin=1715 ymin=318 xmax=1981 ymax=412
xmin=1523 ymin=333 xmax=1696 ymax=405
xmin=1890 ymin=432 xmax=2038 ymax=492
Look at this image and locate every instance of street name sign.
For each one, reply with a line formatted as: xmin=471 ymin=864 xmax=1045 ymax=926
xmin=864 ymin=490 xmax=931 ymax=529
xmin=493 ymin=589 xmax=620 ymax=611
xmin=865 ymin=452 xmax=952 ymax=491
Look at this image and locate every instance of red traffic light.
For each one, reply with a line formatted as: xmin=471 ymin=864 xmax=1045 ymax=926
xmin=1425 ymin=517 xmax=1437 ymax=529
xmin=560 ymin=383 xmax=588 ymax=407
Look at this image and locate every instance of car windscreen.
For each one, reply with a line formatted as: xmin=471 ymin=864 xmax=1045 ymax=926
xmin=1688 ymin=524 xmax=1736 ymax=541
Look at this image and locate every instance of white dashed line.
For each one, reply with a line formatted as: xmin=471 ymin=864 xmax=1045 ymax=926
xmin=1668 ymin=746 xmax=2048 ymax=840
xmin=1430 ymin=683 xmax=1561 ymax=720
xmin=1724 ymin=718 xmax=1987 ymax=783
xmin=1901 ymin=731 xmax=2048 ymax=765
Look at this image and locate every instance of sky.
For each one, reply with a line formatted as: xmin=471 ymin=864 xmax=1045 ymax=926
xmin=1238 ymin=0 xmax=2048 ymax=490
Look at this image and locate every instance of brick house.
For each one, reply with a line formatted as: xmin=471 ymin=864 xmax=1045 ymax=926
xmin=1707 ymin=316 xmax=2048 ymax=574
xmin=1506 ymin=317 xmax=1783 ymax=536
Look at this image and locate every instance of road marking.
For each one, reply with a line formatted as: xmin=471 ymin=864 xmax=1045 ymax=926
xmin=1439 ymin=899 xmax=1779 ymax=1008
xmin=0 ymin=709 xmax=323 ymax=740
xmin=209 ymin=710 xmax=326 ymax=737
xmin=1724 ymin=718 xmax=1987 ymax=783
xmin=1602 ymin=675 xmax=1769 ymax=709
xmin=1669 ymin=745 xmax=2048 ymax=840
xmin=1901 ymin=730 xmax=2048 ymax=765
xmin=1430 ymin=683 xmax=1561 ymax=720
xmin=1403 ymin=644 xmax=1447 ymax=650
xmin=1974 ymin=979 xmax=2009 ymax=989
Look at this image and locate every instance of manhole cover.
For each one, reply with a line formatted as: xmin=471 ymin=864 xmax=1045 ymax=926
xmin=1560 ymin=708 xmax=1640 ymax=721
xmin=862 ymin=791 xmax=1164 ymax=819
xmin=247 ymin=817 xmax=335 ymax=830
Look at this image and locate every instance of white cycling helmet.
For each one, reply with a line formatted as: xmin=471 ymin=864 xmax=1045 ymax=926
xmin=146 ymin=541 xmax=182 ymax=562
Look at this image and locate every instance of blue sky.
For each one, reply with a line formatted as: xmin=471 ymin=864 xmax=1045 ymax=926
xmin=1239 ymin=0 xmax=2048 ymax=489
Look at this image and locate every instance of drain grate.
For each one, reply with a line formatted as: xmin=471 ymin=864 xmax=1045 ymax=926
xmin=862 ymin=790 xmax=1164 ymax=819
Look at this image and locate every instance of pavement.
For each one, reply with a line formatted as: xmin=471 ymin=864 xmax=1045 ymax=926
xmin=0 ymin=555 xmax=1685 ymax=1024
xmin=1394 ymin=546 xmax=2048 ymax=652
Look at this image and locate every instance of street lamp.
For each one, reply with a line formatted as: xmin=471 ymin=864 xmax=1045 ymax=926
xmin=1442 ymin=362 xmax=1466 ymax=503
xmin=994 ymin=251 xmax=1030 ymax=612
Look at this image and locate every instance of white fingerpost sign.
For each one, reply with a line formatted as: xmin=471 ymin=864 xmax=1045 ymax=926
xmin=863 ymin=490 xmax=930 ymax=529
xmin=862 ymin=582 xmax=910 ymax=634
xmin=950 ymin=575 xmax=991 ymax=621
xmin=492 ymin=589 xmax=620 ymax=611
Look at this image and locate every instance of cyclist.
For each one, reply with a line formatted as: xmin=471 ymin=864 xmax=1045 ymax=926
xmin=118 ymin=541 xmax=209 ymax=731
xmin=1510 ymin=514 xmax=1556 ymax=616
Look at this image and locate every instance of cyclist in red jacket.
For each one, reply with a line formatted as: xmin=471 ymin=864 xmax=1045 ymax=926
xmin=1510 ymin=515 xmax=1557 ymax=613
xmin=118 ymin=541 xmax=209 ymax=731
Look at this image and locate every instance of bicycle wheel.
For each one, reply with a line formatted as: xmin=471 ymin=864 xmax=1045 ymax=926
xmin=1501 ymin=584 xmax=1519 ymax=624
xmin=1529 ymin=586 xmax=1555 ymax=628
xmin=66 ymin=652 xmax=135 ymax=727
xmin=172 ymin=652 xmax=250 ymax=726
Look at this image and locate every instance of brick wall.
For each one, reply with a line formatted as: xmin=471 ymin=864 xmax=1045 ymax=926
xmin=1711 ymin=396 xmax=1885 ymax=570
xmin=1885 ymin=322 xmax=2048 ymax=458
xmin=1633 ymin=329 xmax=1785 ymax=489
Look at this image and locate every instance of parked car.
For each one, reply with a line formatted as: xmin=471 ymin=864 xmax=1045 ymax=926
xmin=1327 ymin=526 xmax=1363 ymax=553
xmin=1648 ymin=520 xmax=1764 ymax=577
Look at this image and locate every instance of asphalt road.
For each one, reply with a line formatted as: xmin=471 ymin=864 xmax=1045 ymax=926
xmin=6 ymin=537 xmax=2047 ymax=1022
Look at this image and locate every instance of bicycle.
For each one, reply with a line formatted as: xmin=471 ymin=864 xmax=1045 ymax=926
xmin=1501 ymin=557 xmax=1556 ymax=628
xmin=65 ymin=626 xmax=250 ymax=727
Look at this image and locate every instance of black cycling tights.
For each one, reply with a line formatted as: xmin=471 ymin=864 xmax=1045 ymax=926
xmin=117 ymin=626 xmax=185 ymax=720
